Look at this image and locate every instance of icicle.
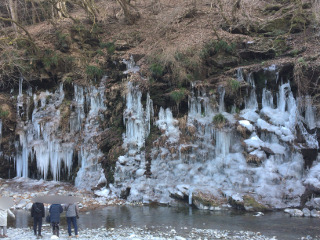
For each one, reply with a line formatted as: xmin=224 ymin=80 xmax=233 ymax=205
xmin=17 ymin=77 xmax=24 ymax=118
xmin=188 ymin=188 xmax=193 ymax=205
xmin=15 ymin=81 xmax=76 ymax=180
xmin=123 ymin=82 xmax=152 ymax=150
xmin=215 ymin=130 xmax=231 ymax=157
xmin=74 ymin=76 xmax=108 ymax=189
xmin=188 ymin=88 xmax=213 ymax=119
xmin=262 ymin=88 xmax=274 ymax=108
xmin=236 ymin=68 xmax=244 ymax=82
xmin=305 ymin=95 xmax=316 ymax=130
xmin=123 ymin=55 xmax=140 ymax=74
xmin=277 ymin=83 xmax=290 ymax=113
xmin=245 ymin=74 xmax=258 ymax=110
xmin=218 ymin=86 xmax=225 ymax=113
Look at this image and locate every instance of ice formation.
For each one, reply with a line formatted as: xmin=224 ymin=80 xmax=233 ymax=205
xmin=15 ymin=77 xmax=107 ymax=190
xmin=13 ymin=60 xmax=320 ymax=209
xmin=113 ymin=64 xmax=319 ymax=209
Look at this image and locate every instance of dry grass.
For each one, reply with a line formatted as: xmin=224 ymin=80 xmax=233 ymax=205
xmin=0 ymin=0 xmax=319 ymax=87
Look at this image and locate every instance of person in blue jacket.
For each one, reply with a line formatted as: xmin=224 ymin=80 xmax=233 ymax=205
xmin=49 ymin=204 xmax=63 ymax=237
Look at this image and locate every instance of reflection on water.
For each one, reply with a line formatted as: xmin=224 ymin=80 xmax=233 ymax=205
xmin=8 ymin=205 xmax=320 ymax=240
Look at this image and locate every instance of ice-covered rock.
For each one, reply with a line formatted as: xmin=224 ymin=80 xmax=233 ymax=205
xmin=311 ymin=209 xmax=320 ymax=218
xmin=284 ymin=208 xmax=304 ymax=217
xmin=302 ymin=208 xmax=311 ymax=217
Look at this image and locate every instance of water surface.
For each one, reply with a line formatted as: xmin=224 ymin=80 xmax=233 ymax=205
xmin=9 ymin=206 xmax=320 ymax=240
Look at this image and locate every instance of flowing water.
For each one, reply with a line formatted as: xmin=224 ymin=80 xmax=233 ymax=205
xmin=8 ymin=206 xmax=320 ymax=240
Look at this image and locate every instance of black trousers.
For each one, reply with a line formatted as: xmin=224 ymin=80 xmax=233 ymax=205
xmin=33 ymin=216 xmax=43 ymax=235
xmin=52 ymin=222 xmax=60 ymax=237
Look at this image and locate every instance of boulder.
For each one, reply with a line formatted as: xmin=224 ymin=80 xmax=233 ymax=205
xmin=193 ymin=191 xmax=225 ymax=210
xmin=302 ymin=208 xmax=311 ymax=217
xmin=284 ymin=208 xmax=304 ymax=217
xmin=229 ymin=194 xmax=269 ymax=212
xmin=311 ymin=209 xmax=320 ymax=218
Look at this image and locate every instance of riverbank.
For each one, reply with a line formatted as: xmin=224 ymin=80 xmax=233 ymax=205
xmin=7 ymin=206 xmax=320 ymax=240
xmin=0 ymin=177 xmax=126 ymax=211
xmin=2 ymin=177 xmax=320 ymax=219
xmin=4 ymin=226 xmax=282 ymax=240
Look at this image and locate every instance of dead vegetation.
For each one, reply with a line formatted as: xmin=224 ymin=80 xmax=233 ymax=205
xmin=0 ymin=0 xmax=319 ymax=95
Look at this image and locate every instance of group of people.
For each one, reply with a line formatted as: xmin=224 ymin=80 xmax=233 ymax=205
xmin=31 ymin=201 xmax=79 ymax=238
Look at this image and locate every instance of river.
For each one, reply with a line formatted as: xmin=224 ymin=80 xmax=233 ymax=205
xmin=8 ymin=205 xmax=320 ymax=240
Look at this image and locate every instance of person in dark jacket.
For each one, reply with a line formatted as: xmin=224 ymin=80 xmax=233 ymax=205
xmin=31 ymin=202 xmax=45 ymax=238
xmin=49 ymin=204 xmax=63 ymax=237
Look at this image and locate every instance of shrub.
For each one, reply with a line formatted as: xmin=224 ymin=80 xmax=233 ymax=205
xmin=0 ymin=109 xmax=9 ymax=118
xmin=200 ymin=40 xmax=236 ymax=59
xmin=100 ymin=42 xmax=116 ymax=55
xmin=297 ymin=57 xmax=307 ymax=66
xmin=170 ymin=88 xmax=187 ymax=105
xmin=150 ymin=63 xmax=164 ymax=79
xmin=86 ymin=65 xmax=104 ymax=80
xmin=106 ymin=43 xmax=116 ymax=55
xmin=42 ymin=49 xmax=59 ymax=69
xmin=55 ymin=31 xmax=70 ymax=52
xmin=228 ymin=78 xmax=240 ymax=94
xmin=213 ymin=113 xmax=226 ymax=125
xmin=214 ymin=40 xmax=236 ymax=54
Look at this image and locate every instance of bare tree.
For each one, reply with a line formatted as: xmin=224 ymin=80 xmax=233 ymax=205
xmin=116 ymin=0 xmax=140 ymax=24
xmin=7 ymin=0 xmax=18 ymax=31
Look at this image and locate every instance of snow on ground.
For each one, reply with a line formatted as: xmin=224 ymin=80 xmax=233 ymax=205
xmin=5 ymin=226 xmax=283 ymax=240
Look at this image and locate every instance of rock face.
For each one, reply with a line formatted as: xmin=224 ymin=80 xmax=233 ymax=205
xmin=0 ymin=93 xmax=16 ymax=178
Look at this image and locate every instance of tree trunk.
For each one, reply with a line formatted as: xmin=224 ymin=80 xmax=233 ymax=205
xmin=116 ymin=0 xmax=140 ymax=25
xmin=31 ymin=1 xmax=37 ymax=24
xmin=56 ymin=1 xmax=67 ymax=18
xmin=8 ymin=0 xmax=18 ymax=31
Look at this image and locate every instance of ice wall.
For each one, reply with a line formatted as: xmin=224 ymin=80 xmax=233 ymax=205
xmin=15 ymin=77 xmax=107 ymax=189
xmin=114 ymin=65 xmax=318 ymax=209
xmin=15 ymin=80 xmax=72 ymax=180
xmin=74 ymin=77 xmax=108 ymax=189
xmin=113 ymin=57 xmax=155 ymax=200
xmin=122 ymin=82 xmax=152 ymax=150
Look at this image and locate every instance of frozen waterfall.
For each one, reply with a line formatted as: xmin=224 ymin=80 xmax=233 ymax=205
xmin=15 ymin=76 xmax=108 ymax=189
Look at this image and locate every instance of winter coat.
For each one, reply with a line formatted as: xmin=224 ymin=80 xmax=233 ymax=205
xmin=31 ymin=202 xmax=45 ymax=218
xmin=0 ymin=209 xmax=15 ymax=226
xmin=64 ymin=203 xmax=79 ymax=218
xmin=49 ymin=204 xmax=63 ymax=223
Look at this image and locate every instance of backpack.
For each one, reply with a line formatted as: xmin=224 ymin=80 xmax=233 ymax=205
xmin=34 ymin=204 xmax=42 ymax=214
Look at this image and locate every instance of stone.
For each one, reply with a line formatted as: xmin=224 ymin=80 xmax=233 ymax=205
xmin=115 ymin=40 xmax=131 ymax=51
xmin=311 ymin=209 xmax=320 ymax=218
xmin=284 ymin=208 xmax=304 ymax=217
xmin=135 ymin=169 xmax=145 ymax=177
xmin=229 ymin=195 xmax=269 ymax=212
xmin=302 ymin=208 xmax=311 ymax=217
